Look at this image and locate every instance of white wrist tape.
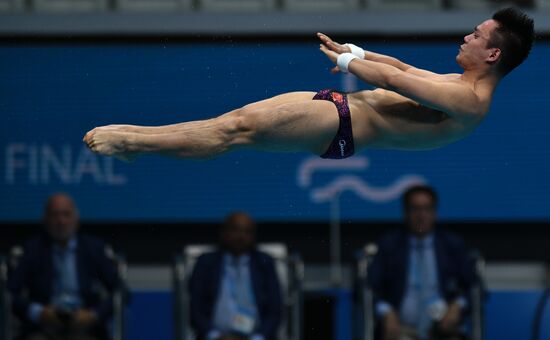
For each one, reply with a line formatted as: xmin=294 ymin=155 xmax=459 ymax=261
xmin=337 ymin=53 xmax=359 ymax=73
xmin=345 ymin=43 xmax=365 ymax=59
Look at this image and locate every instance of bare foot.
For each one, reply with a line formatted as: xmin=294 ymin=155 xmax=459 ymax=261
xmin=83 ymin=127 xmax=138 ymax=163
xmin=101 ymin=124 xmax=140 ymax=133
xmin=100 ymin=124 xmax=165 ymax=135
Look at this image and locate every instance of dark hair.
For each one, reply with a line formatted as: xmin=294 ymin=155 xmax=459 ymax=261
xmin=402 ymin=185 xmax=438 ymax=210
xmin=489 ymin=7 xmax=535 ymax=75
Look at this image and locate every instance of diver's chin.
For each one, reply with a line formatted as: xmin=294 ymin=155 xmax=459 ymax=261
xmin=456 ymin=55 xmax=465 ymax=68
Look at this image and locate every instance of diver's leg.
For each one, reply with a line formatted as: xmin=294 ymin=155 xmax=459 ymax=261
xmin=100 ymin=92 xmax=317 ymax=135
xmin=83 ymin=93 xmax=340 ymax=161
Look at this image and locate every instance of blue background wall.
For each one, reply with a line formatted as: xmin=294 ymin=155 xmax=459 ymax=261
xmin=1 ymin=42 xmax=549 ymax=339
xmin=1 ymin=42 xmax=549 ymax=222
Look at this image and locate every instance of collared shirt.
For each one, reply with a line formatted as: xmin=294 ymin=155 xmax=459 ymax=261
xmin=376 ymin=233 xmax=467 ymax=339
xmin=28 ymin=237 xmax=82 ymax=323
xmin=208 ymin=253 xmax=264 ymax=340
xmin=399 ymin=234 xmax=440 ymax=337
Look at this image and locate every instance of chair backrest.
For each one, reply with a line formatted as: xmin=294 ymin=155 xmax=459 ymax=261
xmin=0 ymin=255 xmax=10 ymax=340
xmin=8 ymin=246 xmax=24 ymax=273
xmin=469 ymin=249 xmax=486 ymax=340
xmin=354 ymin=243 xmax=378 ymax=340
xmin=105 ymin=246 xmax=129 ymax=340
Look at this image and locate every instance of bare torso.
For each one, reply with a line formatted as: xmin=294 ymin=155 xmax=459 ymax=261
xmin=347 ymin=73 xmax=488 ymax=151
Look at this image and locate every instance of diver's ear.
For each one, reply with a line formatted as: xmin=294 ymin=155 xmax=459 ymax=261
xmin=487 ymin=48 xmax=501 ymax=63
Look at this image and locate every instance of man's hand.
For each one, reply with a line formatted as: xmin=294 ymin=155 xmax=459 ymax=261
xmin=437 ymin=301 xmax=462 ymax=333
xmin=383 ymin=310 xmax=401 ymax=340
xmin=317 ymin=33 xmax=352 ymax=54
xmin=319 ymin=43 xmax=341 ymax=74
xmin=72 ymin=309 xmax=98 ymax=330
xmin=39 ymin=306 xmax=63 ymax=328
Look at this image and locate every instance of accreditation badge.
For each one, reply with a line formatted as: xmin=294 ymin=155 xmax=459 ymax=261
xmin=231 ymin=306 xmax=256 ymax=334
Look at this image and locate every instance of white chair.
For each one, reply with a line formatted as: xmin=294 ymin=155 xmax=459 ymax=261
xmin=173 ymin=243 xmax=303 ymax=340
xmin=31 ymin=0 xmax=108 ymax=12
xmin=0 ymin=255 xmax=10 ymax=340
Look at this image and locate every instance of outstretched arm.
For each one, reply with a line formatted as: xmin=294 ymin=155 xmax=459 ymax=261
xmin=319 ymin=44 xmax=483 ymax=119
xmin=317 ymin=32 xmax=437 ymax=78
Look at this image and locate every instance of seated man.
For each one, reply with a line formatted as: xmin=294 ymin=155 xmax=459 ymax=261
xmin=8 ymin=193 xmax=118 ymax=340
xmin=368 ymin=185 xmax=476 ymax=340
xmin=189 ymin=212 xmax=282 ymax=340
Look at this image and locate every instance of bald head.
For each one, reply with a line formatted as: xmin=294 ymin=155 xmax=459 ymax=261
xmin=220 ymin=212 xmax=256 ymax=256
xmin=44 ymin=193 xmax=79 ymax=244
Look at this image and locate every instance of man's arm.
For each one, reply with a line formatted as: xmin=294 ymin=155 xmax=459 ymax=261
xmin=317 ymin=33 xmax=437 ymax=78
xmin=363 ymin=50 xmax=438 ymax=78
xmin=350 ymin=59 xmax=482 ymax=116
xmin=319 ymin=44 xmax=484 ymax=118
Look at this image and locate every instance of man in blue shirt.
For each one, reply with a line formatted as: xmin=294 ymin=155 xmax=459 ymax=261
xmin=8 ymin=193 xmax=118 ymax=340
xmin=368 ymin=186 xmax=475 ymax=340
xmin=189 ymin=212 xmax=282 ymax=340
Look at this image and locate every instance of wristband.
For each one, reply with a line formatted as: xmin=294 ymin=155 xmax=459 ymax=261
xmin=345 ymin=43 xmax=365 ymax=59
xmin=337 ymin=53 xmax=359 ymax=73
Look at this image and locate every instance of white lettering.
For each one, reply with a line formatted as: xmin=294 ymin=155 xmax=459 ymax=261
xmin=103 ymin=156 xmax=127 ymax=185
xmin=29 ymin=144 xmax=38 ymax=184
xmin=73 ymin=147 xmax=103 ymax=183
xmin=41 ymin=144 xmax=72 ymax=184
xmin=5 ymin=143 xmax=26 ymax=185
xmin=339 ymin=139 xmax=346 ymax=157
xmin=3 ymin=143 xmax=127 ymax=186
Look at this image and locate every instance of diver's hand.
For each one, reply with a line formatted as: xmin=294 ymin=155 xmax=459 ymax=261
xmin=319 ymin=43 xmax=341 ymax=74
xmin=317 ymin=33 xmax=351 ymax=54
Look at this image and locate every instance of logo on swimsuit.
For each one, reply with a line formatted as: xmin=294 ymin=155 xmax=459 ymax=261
xmin=338 ymin=140 xmax=346 ymax=157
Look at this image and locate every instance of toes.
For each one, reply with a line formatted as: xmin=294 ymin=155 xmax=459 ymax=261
xmin=83 ymin=129 xmax=96 ymax=143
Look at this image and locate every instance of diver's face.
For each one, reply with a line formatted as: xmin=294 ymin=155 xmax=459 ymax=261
xmin=457 ymin=19 xmax=499 ymax=68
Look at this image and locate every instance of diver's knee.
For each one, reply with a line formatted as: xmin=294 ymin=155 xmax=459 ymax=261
xmin=222 ymin=106 xmax=259 ymax=145
xmin=232 ymin=106 xmax=261 ymax=132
